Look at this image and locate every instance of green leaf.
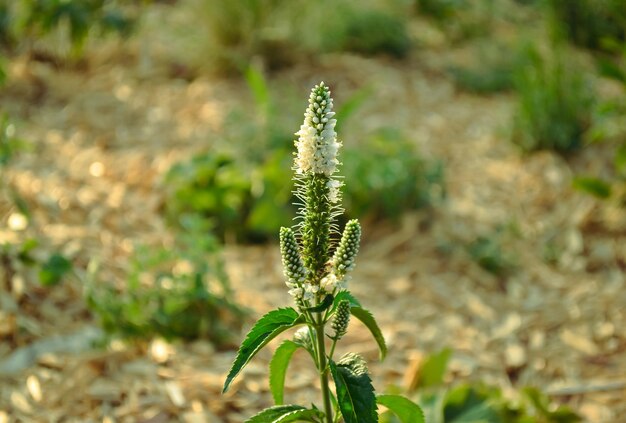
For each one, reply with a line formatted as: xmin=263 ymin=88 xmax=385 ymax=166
xmin=330 ymin=353 xmax=378 ymax=423
xmin=245 ymin=405 xmax=324 ymax=422
xmin=333 ymin=290 xmax=362 ymax=311
xmin=39 ymin=253 xmax=72 ymax=286
xmin=350 ymin=306 xmax=387 ymax=360
xmin=223 ymin=308 xmax=304 ymax=393
xmin=597 ymin=58 xmax=626 ymax=85
xmin=614 ymin=144 xmax=626 ymax=176
xmin=572 ymin=177 xmax=612 ymax=199
xmin=305 ymin=294 xmax=334 ymax=313
xmin=335 ymin=86 xmax=372 ymax=132
xmin=443 ymin=384 xmax=501 ymax=423
xmin=418 ymin=348 xmax=452 ymax=388
xmin=245 ymin=65 xmax=271 ymax=120
xmin=377 ymin=394 xmax=425 ymax=423
xmin=269 ymin=340 xmax=301 ymax=405
xmin=521 ymin=387 xmax=581 ymax=422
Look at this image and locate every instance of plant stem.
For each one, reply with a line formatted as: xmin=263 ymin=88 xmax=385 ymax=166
xmin=315 ymin=317 xmax=333 ymax=423
xmin=328 ymin=338 xmax=338 ymax=362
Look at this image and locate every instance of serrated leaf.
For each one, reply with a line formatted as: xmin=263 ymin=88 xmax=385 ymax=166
xmin=330 ymin=353 xmax=378 ymax=423
xmin=269 ymin=340 xmax=301 ymax=405
xmin=223 ymin=308 xmax=304 ymax=393
xmin=245 ymin=405 xmax=324 ymax=423
xmin=350 ymin=306 xmax=387 ymax=360
xmin=377 ymin=394 xmax=425 ymax=423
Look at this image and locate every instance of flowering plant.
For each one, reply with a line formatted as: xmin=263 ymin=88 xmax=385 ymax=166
xmin=223 ymin=83 xmax=424 ymax=422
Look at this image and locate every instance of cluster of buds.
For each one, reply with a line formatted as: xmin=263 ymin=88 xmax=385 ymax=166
xmin=279 ymin=227 xmax=308 ymax=301
xmin=331 ymin=300 xmax=351 ymax=340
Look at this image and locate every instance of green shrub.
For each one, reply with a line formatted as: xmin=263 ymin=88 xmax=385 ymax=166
xmin=511 ymin=45 xmax=593 ymax=153
xmin=412 ymin=384 xmax=581 ymax=423
xmin=342 ymin=129 xmax=445 ymax=221
xmin=391 ymin=349 xmax=582 ymax=423
xmin=329 ymin=10 xmax=411 ymax=59
xmin=0 ymin=239 xmax=73 ymax=287
xmin=164 ymin=153 xmax=253 ymax=241
xmin=415 ymin=0 xmax=495 ymax=41
xmin=164 ymin=73 xmax=443 ymax=242
xmin=87 ymin=217 xmax=245 ymax=345
xmin=1 ymin=0 xmax=136 ymax=58
xmin=448 ymin=43 xmax=531 ymax=94
xmin=547 ymin=0 xmax=626 ymax=52
xmin=171 ymin=0 xmax=303 ymax=74
xmin=164 ymin=130 xmax=444 ymax=242
xmin=574 ymin=39 xmax=626 ymax=203
xmin=416 ymin=0 xmax=465 ymax=22
xmin=467 ymin=232 xmax=516 ymax=277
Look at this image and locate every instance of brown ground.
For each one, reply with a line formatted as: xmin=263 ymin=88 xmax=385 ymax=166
xmin=0 ymin=26 xmax=625 ymax=423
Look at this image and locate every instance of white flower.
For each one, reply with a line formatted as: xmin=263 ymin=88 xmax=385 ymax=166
xmin=320 ymin=273 xmax=338 ymax=293
xmin=294 ymin=82 xmax=341 ymax=177
xmin=327 ymin=179 xmax=343 ymax=203
xmin=288 ymin=287 xmax=304 ymax=300
xmin=302 ymin=283 xmax=319 ymax=302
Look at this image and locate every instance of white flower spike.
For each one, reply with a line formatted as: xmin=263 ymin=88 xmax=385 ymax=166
xmin=294 ymin=82 xmax=341 ymax=177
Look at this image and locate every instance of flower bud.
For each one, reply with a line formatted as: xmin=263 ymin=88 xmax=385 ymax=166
xmin=332 ymin=219 xmax=361 ymax=280
xmin=280 ymin=227 xmax=308 ymax=298
xmin=331 ymin=300 xmax=351 ymax=340
xmin=293 ymin=327 xmax=313 ymax=351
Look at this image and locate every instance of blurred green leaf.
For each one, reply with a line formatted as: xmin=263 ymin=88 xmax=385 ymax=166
xmin=521 ymin=387 xmax=581 ymax=422
xmin=335 ymin=86 xmax=372 ymax=132
xmin=444 ymin=385 xmax=501 ymax=423
xmin=245 ymin=65 xmax=271 ymax=121
xmin=572 ymin=176 xmax=612 ymax=199
xmin=39 ymin=253 xmax=72 ymax=286
xmin=597 ymin=57 xmax=626 ymax=85
xmin=614 ymin=144 xmax=626 ymax=176
xmin=418 ymin=348 xmax=452 ymax=388
xmin=377 ymin=394 xmax=426 ymax=423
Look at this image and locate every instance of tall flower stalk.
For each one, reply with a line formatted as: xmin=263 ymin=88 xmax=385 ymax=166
xmin=223 ymin=83 xmax=423 ymax=423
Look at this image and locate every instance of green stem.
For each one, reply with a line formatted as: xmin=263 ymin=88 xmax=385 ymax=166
xmin=328 ymin=337 xmax=338 ymax=362
xmin=315 ymin=317 xmax=333 ymax=423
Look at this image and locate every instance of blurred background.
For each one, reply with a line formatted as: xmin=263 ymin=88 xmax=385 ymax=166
xmin=0 ymin=0 xmax=625 ymax=421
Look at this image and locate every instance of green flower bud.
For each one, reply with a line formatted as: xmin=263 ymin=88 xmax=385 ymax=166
xmin=331 ymin=300 xmax=351 ymax=340
xmin=332 ymin=219 xmax=361 ymax=280
xmin=279 ymin=227 xmax=307 ymax=300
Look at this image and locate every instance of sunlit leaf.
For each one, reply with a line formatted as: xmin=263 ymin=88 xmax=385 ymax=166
xmin=330 ymin=353 xmax=377 ymax=423
xmin=350 ymin=306 xmax=387 ymax=360
xmin=223 ymin=308 xmax=305 ymax=393
xmin=245 ymin=404 xmax=324 ymax=423
xmin=269 ymin=340 xmax=302 ymax=405
xmin=377 ymin=394 xmax=425 ymax=423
